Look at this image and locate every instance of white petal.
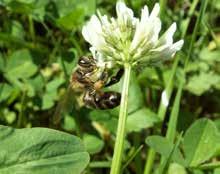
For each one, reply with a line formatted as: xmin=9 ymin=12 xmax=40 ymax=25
xmin=150 ymin=39 xmax=184 ymax=61
xmin=151 ymin=17 xmax=161 ymax=43
xmin=130 ymin=3 xmax=161 ymax=53
xmin=116 ymin=1 xmax=135 ymax=27
xmin=166 ymin=23 xmax=177 ymax=42
xmin=116 ymin=2 xmax=133 ymax=19
xmin=150 ymin=3 xmax=160 ymax=18
xmin=141 ymin=6 xmax=149 ymax=21
xmin=90 ymin=15 xmax=102 ymax=33
xmin=82 ymin=15 xmax=107 ymax=50
xmin=82 ymin=26 xmax=92 ymax=44
xmin=156 ymin=23 xmax=176 ymax=48
xmin=82 ymin=15 xmax=102 ymax=44
xmin=172 ymin=40 xmax=184 ymax=51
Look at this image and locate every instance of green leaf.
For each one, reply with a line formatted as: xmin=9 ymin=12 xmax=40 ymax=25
xmin=168 ymin=163 xmax=187 ymax=174
xmin=83 ymin=134 xmax=104 ymax=155
xmin=127 ymin=72 xmax=144 ymax=113
xmin=2 ymin=109 xmax=16 ymax=124
xmin=2 ymin=0 xmax=49 ymax=21
xmin=126 ymin=108 xmax=160 ymax=133
xmin=11 ymin=20 xmax=24 ymax=40
xmin=186 ymin=72 xmax=220 ymax=96
xmin=56 ymin=8 xmax=85 ymax=30
xmin=54 ymin=0 xmax=95 ymax=17
xmin=145 ymin=135 xmax=185 ymax=166
xmin=42 ymin=93 xmax=55 ymax=110
xmin=6 ymin=0 xmax=33 ymax=14
xmin=54 ymin=0 xmax=95 ymax=30
xmin=200 ymin=48 xmax=220 ymax=63
xmin=0 ymin=125 xmax=89 ymax=174
xmin=214 ymin=168 xmax=220 ymax=174
xmin=62 ymin=115 xmax=76 ymax=131
xmin=42 ymin=77 xmax=64 ymax=110
xmin=215 ymin=118 xmax=220 ymax=131
xmin=0 ymin=83 xmax=14 ymax=102
xmin=183 ymin=118 xmax=220 ymax=167
xmin=6 ymin=49 xmax=38 ymax=79
xmin=89 ymin=110 xmax=118 ymax=133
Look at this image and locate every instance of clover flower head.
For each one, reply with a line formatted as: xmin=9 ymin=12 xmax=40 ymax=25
xmin=82 ymin=2 xmax=184 ymax=67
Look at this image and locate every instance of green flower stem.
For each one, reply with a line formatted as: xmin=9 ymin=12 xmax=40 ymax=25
xmin=110 ymin=63 xmax=131 ymax=174
xmin=144 ymin=149 xmax=156 ymax=174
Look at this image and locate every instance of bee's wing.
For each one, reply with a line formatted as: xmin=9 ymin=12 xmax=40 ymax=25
xmin=53 ymin=86 xmax=76 ymax=126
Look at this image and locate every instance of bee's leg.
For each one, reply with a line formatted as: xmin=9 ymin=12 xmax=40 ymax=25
xmin=105 ymin=68 xmax=124 ymax=87
xmin=93 ymin=69 xmax=109 ymax=90
xmin=74 ymin=68 xmax=93 ymax=85
xmin=99 ymin=69 xmax=109 ymax=82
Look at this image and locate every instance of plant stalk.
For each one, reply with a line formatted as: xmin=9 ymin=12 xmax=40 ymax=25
xmin=144 ymin=149 xmax=156 ymax=174
xmin=110 ymin=63 xmax=131 ymax=174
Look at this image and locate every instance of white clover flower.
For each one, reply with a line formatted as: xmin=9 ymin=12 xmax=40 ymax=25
xmin=82 ymin=2 xmax=184 ymax=67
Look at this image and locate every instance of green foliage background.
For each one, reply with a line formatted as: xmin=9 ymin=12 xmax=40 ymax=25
xmin=0 ymin=0 xmax=220 ymax=173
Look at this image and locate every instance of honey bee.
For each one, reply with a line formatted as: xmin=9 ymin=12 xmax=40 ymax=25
xmin=71 ymin=56 xmax=124 ymax=109
xmin=53 ymin=56 xmax=123 ymax=125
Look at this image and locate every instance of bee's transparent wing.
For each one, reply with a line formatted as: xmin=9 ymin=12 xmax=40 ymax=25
xmin=53 ymin=86 xmax=76 ymax=126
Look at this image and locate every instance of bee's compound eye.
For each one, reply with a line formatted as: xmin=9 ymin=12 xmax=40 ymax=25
xmin=78 ymin=56 xmax=89 ymax=66
xmin=78 ymin=56 xmax=95 ymax=67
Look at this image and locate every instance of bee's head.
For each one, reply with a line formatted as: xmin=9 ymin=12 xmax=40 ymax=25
xmin=78 ymin=56 xmax=96 ymax=68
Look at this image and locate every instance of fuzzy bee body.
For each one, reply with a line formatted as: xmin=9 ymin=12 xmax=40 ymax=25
xmin=70 ymin=56 xmax=123 ymax=110
xmin=53 ymin=56 xmax=123 ymax=125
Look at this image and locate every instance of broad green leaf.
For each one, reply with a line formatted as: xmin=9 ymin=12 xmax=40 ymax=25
xmin=168 ymin=163 xmax=187 ymax=174
xmin=27 ymin=74 xmax=45 ymax=96
xmin=145 ymin=135 xmax=185 ymax=166
xmin=54 ymin=0 xmax=95 ymax=30
xmin=46 ymin=77 xmax=64 ymax=94
xmin=1 ymin=109 xmax=16 ymax=124
xmin=0 ymin=125 xmax=89 ymax=174
xmin=183 ymin=118 xmax=220 ymax=167
xmin=127 ymin=72 xmax=144 ymax=114
xmin=200 ymin=48 xmax=220 ymax=63
xmin=186 ymin=72 xmax=220 ymax=96
xmin=0 ymin=83 xmax=14 ymax=102
xmin=6 ymin=49 xmax=38 ymax=79
xmin=11 ymin=20 xmax=24 ymax=40
xmin=2 ymin=0 xmax=49 ymax=21
xmin=215 ymin=168 xmax=220 ymax=174
xmin=5 ymin=0 xmax=33 ymax=14
xmin=126 ymin=108 xmax=159 ymax=133
xmin=42 ymin=93 xmax=55 ymax=110
xmin=54 ymin=0 xmax=95 ymax=17
xmin=62 ymin=115 xmax=76 ymax=131
xmin=42 ymin=77 xmax=64 ymax=110
xmin=89 ymin=110 xmax=118 ymax=133
xmin=83 ymin=134 xmax=104 ymax=154
xmin=215 ymin=118 xmax=220 ymax=131
xmin=56 ymin=8 xmax=85 ymax=30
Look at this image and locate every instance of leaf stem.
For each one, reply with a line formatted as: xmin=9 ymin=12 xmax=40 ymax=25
xmin=28 ymin=16 xmax=35 ymax=42
xmin=196 ymin=162 xmax=220 ymax=170
xmin=17 ymin=90 xmax=27 ymax=128
xmin=110 ymin=63 xmax=131 ymax=174
xmin=143 ymin=149 xmax=156 ymax=174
